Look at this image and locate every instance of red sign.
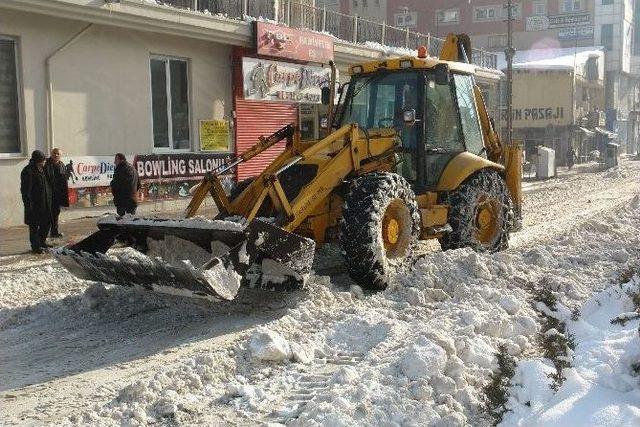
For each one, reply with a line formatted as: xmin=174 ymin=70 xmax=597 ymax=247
xmin=255 ymin=21 xmax=334 ymax=63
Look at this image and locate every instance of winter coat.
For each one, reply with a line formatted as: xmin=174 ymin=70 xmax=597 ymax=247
xmin=44 ymin=158 xmax=70 ymax=207
xmin=110 ymin=161 xmax=140 ymax=208
xmin=20 ymin=160 xmax=53 ymax=226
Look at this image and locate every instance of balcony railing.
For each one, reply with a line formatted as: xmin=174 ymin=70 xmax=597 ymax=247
xmin=152 ymin=0 xmax=498 ymax=69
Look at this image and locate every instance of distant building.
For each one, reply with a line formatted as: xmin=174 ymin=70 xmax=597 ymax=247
xmin=498 ymin=47 xmax=606 ymax=164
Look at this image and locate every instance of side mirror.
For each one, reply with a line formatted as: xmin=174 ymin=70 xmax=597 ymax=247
xmin=321 ymin=87 xmax=331 ymax=105
xmin=434 ymin=63 xmax=450 ymax=86
xmin=403 ymin=109 xmax=417 ymax=125
xmin=320 ymin=117 xmax=329 ymax=129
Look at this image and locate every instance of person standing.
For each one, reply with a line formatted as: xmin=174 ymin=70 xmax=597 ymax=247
xmin=110 ymin=153 xmax=140 ymax=216
xmin=20 ymin=150 xmax=53 ymax=254
xmin=45 ymin=148 xmax=69 ymax=238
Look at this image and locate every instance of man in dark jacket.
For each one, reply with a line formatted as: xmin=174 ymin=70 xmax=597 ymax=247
xmin=110 ymin=153 xmax=140 ymax=216
xmin=20 ymin=150 xmax=53 ymax=254
xmin=44 ymin=148 xmax=69 ymax=238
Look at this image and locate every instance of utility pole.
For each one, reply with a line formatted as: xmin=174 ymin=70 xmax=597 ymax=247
xmin=505 ymin=0 xmax=515 ymax=145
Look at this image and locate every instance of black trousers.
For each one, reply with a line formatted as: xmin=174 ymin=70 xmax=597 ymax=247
xmin=51 ymin=204 xmax=61 ymax=235
xmin=29 ymin=221 xmax=51 ymax=251
xmin=116 ymin=204 xmax=137 ymax=217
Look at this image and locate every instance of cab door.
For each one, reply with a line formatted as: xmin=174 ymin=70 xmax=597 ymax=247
xmin=419 ymin=72 xmax=485 ymax=190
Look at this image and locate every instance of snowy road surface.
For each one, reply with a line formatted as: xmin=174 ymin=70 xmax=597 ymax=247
xmin=1 ymin=160 xmax=639 ymax=426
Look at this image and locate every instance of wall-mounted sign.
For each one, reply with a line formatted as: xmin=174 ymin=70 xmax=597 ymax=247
xmin=548 ymin=13 xmax=590 ymax=28
xmin=243 ymin=57 xmax=332 ymax=104
xmin=558 ymin=26 xmax=594 ymax=41
xmin=64 ymin=156 xmax=116 ymax=189
xmin=199 ymin=120 xmax=231 ymax=151
xmin=255 ymin=21 xmax=334 ymax=63
xmin=134 ymin=152 xmax=231 ymax=182
xmin=526 ymin=16 xmax=549 ymax=32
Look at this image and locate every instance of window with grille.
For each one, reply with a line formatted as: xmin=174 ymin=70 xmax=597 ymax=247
xmin=601 ymin=24 xmax=613 ymax=50
xmin=0 ymin=37 xmax=21 ymax=154
xmin=561 ymin=0 xmax=583 ymax=13
xmin=532 ymin=1 xmax=547 ymax=16
xmin=436 ymin=8 xmax=460 ymax=25
xmin=150 ymin=56 xmax=191 ymax=150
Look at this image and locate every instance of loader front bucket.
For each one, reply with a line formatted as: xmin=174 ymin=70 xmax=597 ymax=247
xmin=53 ymin=216 xmax=315 ymax=301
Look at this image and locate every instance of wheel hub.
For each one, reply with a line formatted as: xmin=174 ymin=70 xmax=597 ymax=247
xmin=385 ymin=218 xmax=400 ymax=245
xmin=475 ymin=199 xmax=499 ymax=244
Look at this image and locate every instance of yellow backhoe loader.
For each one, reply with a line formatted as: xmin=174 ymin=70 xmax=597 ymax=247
xmin=54 ymin=34 xmax=522 ymax=300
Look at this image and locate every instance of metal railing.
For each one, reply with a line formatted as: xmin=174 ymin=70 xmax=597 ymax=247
xmin=154 ymin=0 xmax=497 ymax=69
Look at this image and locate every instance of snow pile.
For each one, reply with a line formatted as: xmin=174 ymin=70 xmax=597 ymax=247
xmin=3 ymin=160 xmax=639 ymax=425
xmin=502 ymin=279 xmax=640 ymax=426
xmin=249 ymin=328 xmax=292 ymax=362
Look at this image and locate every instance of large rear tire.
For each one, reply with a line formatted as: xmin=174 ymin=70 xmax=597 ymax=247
xmin=439 ymin=169 xmax=510 ymax=252
xmin=340 ymin=172 xmax=421 ymax=290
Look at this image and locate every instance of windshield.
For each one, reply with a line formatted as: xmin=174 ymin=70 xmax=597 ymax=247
xmin=338 ymin=71 xmax=420 ymax=129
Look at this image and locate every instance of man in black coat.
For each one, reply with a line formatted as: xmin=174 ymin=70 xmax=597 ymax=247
xmin=20 ymin=150 xmax=53 ymax=254
xmin=110 ymin=153 xmax=140 ymax=216
xmin=44 ymin=148 xmax=69 ymax=238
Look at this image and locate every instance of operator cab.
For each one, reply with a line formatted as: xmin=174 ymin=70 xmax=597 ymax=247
xmin=335 ymin=64 xmax=485 ymax=191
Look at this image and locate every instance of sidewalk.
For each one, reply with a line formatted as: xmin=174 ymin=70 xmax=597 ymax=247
xmin=0 ymin=202 xmax=218 ymax=257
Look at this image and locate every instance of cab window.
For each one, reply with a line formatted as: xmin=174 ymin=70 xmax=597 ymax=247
xmin=425 ymin=78 xmax=463 ymax=151
xmin=453 ymin=74 xmax=484 ymax=155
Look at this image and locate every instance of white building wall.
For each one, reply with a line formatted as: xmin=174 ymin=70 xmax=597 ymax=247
xmin=0 ymin=10 xmax=233 ymax=226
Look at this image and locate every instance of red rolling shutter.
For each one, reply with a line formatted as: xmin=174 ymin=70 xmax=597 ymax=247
xmin=235 ymin=100 xmax=298 ymax=181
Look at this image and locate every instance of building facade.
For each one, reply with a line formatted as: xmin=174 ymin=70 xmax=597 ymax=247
xmin=0 ymin=0 xmax=502 ymax=227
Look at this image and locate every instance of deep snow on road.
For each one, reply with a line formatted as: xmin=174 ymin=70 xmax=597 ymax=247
xmin=1 ymin=159 xmax=639 ymax=426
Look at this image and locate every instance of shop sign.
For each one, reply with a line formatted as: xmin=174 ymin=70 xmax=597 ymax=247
xmin=548 ymin=14 xmax=590 ymax=28
xmin=243 ymin=57 xmax=332 ymax=104
xmin=255 ymin=21 xmax=334 ymax=63
xmin=558 ymin=26 xmax=594 ymax=41
xmin=199 ymin=119 xmax=231 ymax=151
xmin=64 ymin=156 xmax=116 ymax=189
xmin=134 ymin=152 xmax=231 ymax=182
xmin=501 ymin=106 xmax=566 ymax=122
xmin=526 ymin=16 xmax=549 ymax=32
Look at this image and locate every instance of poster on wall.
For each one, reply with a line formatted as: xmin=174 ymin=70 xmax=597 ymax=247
xmin=243 ymin=57 xmax=333 ymax=104
xmin=64 ymin=156 xmax=116 ymax=189
xmin=200 ymin=120 xmax=231 ymax=151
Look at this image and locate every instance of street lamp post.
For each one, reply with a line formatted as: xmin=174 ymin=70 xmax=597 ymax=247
xmin=505 ymin=0 xmax=515 ymax=146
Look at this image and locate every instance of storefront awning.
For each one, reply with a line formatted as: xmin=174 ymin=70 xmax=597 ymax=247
xmin=575 ymin=126 xmax=595 ymax=137
xmin=595 ymin=127 xmax=618 ymax=138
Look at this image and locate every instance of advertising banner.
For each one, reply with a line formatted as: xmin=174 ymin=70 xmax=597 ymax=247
xmin=64 ymin=156 xmax=116 ymax=189
xmin=133 ymin=152 xmax=231 ymax=182
xmin=255 ymin=21 xmax=334 ymax=63
xmin=548 ymin=14 xmax=590 ymax=28
xmin=243 ymin=57 xmax=332 ymax=104
xmin=526 ymin=16 xmax=549 ymax=32
xmin=64 ymin=152 xmax=233 ymax=209
xmin=558 ymin=26 xmax=594 ymax=41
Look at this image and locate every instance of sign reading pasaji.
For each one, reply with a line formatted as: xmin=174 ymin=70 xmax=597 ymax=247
xmin=255 ymin=21 xmax=334 ymax=63
xmin=243 ymin=57 xmax=332 ymax=104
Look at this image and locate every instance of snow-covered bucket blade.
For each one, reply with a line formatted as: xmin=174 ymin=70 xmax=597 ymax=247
xmin=52 ymin=216 xmax=315 ymax=301
xmin=234 ymin=219 xmax=316 ymax=290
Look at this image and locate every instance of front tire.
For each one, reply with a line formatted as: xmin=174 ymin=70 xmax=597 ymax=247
xmin=340 ymin=172 xmax=421 ymax=290
xmin=440 ymin=169 xmax=510 ymax=252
